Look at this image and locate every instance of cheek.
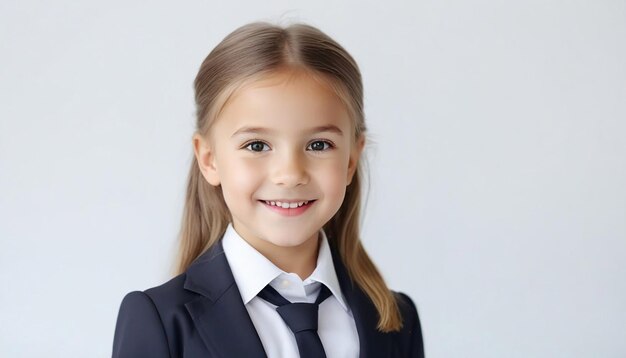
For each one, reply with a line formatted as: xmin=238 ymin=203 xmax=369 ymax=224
xmin=218 ymin=158 xmax=264 ymax=198
xmin=316 ymin=160 xmax=350 ymax=197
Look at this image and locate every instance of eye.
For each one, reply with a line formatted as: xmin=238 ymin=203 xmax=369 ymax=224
xmin=307 ymin=140 xmax=334 ymax=152
xmin=244 ymin=141 xmax=270 ymax=152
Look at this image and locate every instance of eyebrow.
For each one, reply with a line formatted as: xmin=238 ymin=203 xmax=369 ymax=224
xmin=231 ymin=125 xmax=344 ymax=138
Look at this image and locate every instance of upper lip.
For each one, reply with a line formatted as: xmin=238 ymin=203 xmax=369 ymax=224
xmin=260 ymin=199 xmax=315 ymax=203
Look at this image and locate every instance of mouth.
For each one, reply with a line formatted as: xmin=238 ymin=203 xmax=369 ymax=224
xmin=258 ymin=199 xmax=317 ymax=217
xmin=259 ymin=199 xmax=316 ymax=209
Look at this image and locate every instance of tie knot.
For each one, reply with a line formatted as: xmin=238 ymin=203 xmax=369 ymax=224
xmin=257 ymin=284 xmax=332 ymax=333
xmin=257 ymin=283 xmax=332 ymax=358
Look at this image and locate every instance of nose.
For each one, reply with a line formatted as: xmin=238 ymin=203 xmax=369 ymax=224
xmin=270 ymin=151 xmax=310 ymax=188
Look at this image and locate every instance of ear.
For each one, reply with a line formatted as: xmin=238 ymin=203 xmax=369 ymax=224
xmin=347 ymin=134 xmax=365 ymax=185
xmin=192 ymin=133 xmax=221 ymax=186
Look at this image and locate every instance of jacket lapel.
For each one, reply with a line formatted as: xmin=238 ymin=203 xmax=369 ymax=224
xmin=331 ymin=249 xmax=393 ymax=357
xmin=183 ymin=240 xmax=267 ymax=357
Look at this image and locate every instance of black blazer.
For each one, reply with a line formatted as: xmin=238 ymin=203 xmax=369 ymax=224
xmin=112 ymin=239 xmax=424 ymax=357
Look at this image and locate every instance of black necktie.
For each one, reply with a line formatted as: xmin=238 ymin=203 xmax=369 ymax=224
xmin=257 ymin=283 xmax=332 ymax=358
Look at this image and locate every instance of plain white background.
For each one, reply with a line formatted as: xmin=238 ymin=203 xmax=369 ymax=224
xmin=1 ymin=0 xmax=625 ymax=357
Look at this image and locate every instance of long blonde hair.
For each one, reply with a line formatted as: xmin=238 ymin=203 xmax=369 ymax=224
xmin=175 ymin=21 xmax=402 ymax=332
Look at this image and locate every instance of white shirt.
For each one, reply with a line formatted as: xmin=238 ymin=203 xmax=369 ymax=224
xmin=222 ymin=223 xmax=360 ymax=358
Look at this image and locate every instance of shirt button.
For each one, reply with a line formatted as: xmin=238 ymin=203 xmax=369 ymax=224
xmin=281 ymin=279 xmax=290 ymax=288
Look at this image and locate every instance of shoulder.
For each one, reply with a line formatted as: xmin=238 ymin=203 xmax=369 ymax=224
xmin=112 ymin=273 xmax=198 ymax=358
xmin=120 ymin=273 xmax=197 ymax=315
xmin=392 ymin=290 xmax=425 ymax=357
xmin=117 ymin=271 xmax=199 ymax=320
xmin=113 ymin=288 xmax=172 ymax=357
xmin=144 ymin=273 xmax=197 ymax=308
xmin=394 ymin=290 xmax=420 ymax=322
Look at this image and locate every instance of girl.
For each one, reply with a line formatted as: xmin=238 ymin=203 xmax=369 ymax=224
xmin=112 ymin=21 xmax=424 ymax=358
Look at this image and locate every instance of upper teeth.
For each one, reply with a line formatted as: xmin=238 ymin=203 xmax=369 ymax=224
xmin=264 ymin=200 xmax=309 ymax=208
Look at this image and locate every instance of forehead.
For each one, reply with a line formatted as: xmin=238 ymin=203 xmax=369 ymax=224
xmin=214 ymin=69 xmax=352 ymax=136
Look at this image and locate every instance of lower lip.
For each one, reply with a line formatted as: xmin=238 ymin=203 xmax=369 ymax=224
xmin=260 ymin=200 xmax=316 ymax=217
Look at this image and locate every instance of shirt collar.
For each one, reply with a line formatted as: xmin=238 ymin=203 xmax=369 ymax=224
xmin=221 ymin=223 xmax=349 ymax=311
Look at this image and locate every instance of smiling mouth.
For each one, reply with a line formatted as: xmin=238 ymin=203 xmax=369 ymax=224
xmin=259 ymin=200 xmax=316 ymax=209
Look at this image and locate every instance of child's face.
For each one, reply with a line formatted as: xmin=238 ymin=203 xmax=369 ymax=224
xmin=193 ymin=69 xmax=364 ymax=254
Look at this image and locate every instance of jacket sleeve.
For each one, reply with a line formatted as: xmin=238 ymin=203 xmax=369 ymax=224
xmin=112 ymin=291 xmax=171 ymax=358
xmin=397 ymin=292 xmax=425 ymax=358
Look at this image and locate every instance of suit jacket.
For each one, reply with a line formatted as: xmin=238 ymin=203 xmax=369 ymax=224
xmin=112 ymin=239 xmax=424 ymax=357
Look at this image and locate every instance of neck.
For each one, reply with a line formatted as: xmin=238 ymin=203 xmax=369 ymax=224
xmin=236 ymin=228 xmax=321 ymax=280
xmin=265 ymin=238 xmax=320 ymax=280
